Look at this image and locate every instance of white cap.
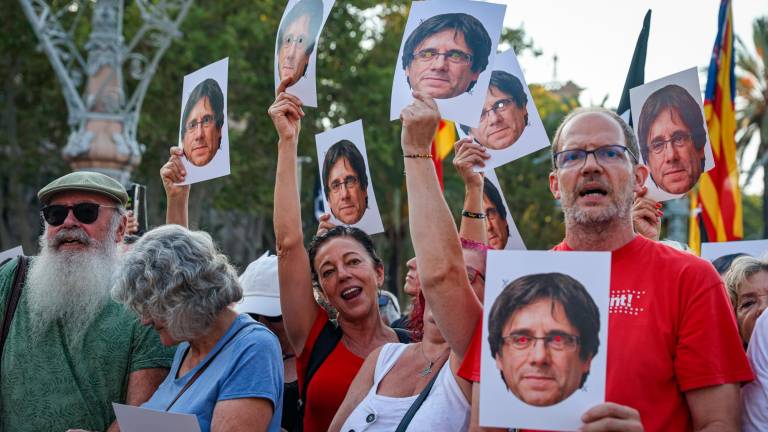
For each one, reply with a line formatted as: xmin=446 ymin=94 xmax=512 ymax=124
xmin=236 ymin=252 xmax=281 ymax=317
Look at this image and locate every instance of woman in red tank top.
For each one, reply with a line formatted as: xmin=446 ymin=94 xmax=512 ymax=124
xmin=269 ymin=79 xmax=402 ymax=432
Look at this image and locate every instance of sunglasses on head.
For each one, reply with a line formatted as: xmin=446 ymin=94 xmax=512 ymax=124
xmin=41 ymin=203 xmax=118 ymax=226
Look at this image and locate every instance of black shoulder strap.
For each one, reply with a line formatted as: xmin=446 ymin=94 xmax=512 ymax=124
xmin=1 ymin=256 xmax=28 ymax=358
xmin=165 ymin=321 xmax=256 ymax=411
xmin=394 ymin=327 xmax=413 ymax=344
xmin=296 ymin=319 xmax=342 ymax=429
xmin=394 ymin=365 xmax=441 ymax=432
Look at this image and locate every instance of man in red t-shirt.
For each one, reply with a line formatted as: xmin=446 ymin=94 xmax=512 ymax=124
xmin=460 ymin=108 xmax=752 ymax=431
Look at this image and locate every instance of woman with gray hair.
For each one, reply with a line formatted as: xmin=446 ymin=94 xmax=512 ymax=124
xmin=112 ymin=225 xmax=284 ymax=432
xmin=724 ymin=255 xmax=768 ymax=348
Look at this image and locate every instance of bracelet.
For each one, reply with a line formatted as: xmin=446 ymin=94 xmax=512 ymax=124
xmin=462 ymin=210 xmax=486 ymax=219
xmin=403 ymin=153 xmax=432 ymax=159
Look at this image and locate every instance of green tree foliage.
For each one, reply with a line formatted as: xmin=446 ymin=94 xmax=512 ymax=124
xmin=1 ymin=0 xmax=575 ymax=294
xmin=736 ymin=16 xmax=768 ymax=236
xmin=0 ymin=1 xmax=70 ymax=252
xmin=742 ymin=193 xmax=765 ymax=239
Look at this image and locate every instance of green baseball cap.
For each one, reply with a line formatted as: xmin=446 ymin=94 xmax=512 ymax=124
xmin=38 ymin=171 xmax=129 ymax=206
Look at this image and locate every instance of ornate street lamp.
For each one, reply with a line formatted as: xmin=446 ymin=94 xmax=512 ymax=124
xmin=19 ymin=0 xmax=193 ymax=185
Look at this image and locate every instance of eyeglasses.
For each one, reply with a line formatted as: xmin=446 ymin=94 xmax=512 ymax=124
xmin=480 ymin=98 xmax=516 ymax=122
xmin=553 ymin=145 xmax=637 ymax=170
xmin=412 ymin=49 xmax=473 ymax=65
xmin=330 ymin=176 xmax=359 ymax=193
xmin=466 ymin=266 xmax=485 ymax=284
xmin=41 ymin=203 xmax=118 ymax=226
xmin=502 ymin=332 xmax=580 ymax=352
xmin=282 ymin=34 xmax=308 ymax=49
xmin=185 ymin=115 xmax=215 ymax=134
xmin=649 ymin=132 xmax=693 ymax=155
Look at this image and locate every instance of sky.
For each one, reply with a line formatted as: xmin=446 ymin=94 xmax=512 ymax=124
xmin=489 ymin=0 xmax=766 ymax=192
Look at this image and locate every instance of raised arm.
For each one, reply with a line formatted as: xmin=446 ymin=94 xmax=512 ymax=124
xmin=401 ymin=92 xmax=482 ymax=359
xmin=160 ymin=146 xmax=190 ymax=227
xmin=269 ymin=79 xmax=317 ymax=355
xmin=453 ymin=137 xmax=489 ymax=244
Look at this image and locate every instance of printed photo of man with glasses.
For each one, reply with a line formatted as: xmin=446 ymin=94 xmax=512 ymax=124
xmin=455 ymin=49 xmax=551 ymax=171
xmin=276 ymin=0 xmax=324 ymax=86
xmin=461 ymin=71 xmax=529 ymax=151
xmin=315 ymin=120 xmax=384 ymax=234
xmin=390 ymin=2 xmax=505 ymax=126
xmin=321 ymin=139 xmax=369 ymax=225
xmin=175 ymin=58 xmax=230 ymax=185
xmin=180 ymin=78 xmax=225 ymax=167
xmin=400 ymin=12 xmax=491 ymax=100
xmin=487 ymin=272 xmax=600 ymax=407
xmin=637 ymin=83 xmax=708 ymax=195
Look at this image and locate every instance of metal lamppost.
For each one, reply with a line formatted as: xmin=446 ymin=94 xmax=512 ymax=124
xmin=19 ymin=0 xmax=193 ymax=185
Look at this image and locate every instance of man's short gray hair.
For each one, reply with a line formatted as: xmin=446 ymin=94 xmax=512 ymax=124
xmin=551 ymin=107 xmax=640 ymax=168
xmin=112 ymin=225 xmax=242 ymax=341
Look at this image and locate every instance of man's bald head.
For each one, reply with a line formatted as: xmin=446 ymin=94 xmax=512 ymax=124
xmin=551 ymin=108 xmax=639 ymax=167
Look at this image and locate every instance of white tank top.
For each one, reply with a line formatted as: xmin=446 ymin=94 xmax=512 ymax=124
xmin=338 ymin=343 xmax=470 ymax=432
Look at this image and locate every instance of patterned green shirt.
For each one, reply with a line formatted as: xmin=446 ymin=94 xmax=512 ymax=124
xmin=0 ymin=257 xmax=175 ymax=432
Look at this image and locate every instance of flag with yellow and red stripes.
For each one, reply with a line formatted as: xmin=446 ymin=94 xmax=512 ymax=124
xmin=689 ymin=0 xmax=743 ymax=254
xmin=431 ymin=119 xmax=456 ymax=189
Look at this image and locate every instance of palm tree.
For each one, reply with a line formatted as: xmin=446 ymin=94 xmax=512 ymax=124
xmin=736 ymin=17 xmax=768 ymax=235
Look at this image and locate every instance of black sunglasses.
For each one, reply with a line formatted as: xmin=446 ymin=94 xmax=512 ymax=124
xmin=41 ymin=203 xmax=118 ymax=226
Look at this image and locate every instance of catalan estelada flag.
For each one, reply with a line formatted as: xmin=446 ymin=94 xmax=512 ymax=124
xmin=689 ymin=0 xmax=743 ymax=254
xmin=432 ymin=119 xmax=456 ymax=189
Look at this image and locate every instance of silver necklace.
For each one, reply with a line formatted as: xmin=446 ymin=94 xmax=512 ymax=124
xmin=419 ymin=343 xmax=448 ymax=377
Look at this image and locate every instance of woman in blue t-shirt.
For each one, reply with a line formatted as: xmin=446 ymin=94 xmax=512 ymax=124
xmin=113 ymin=225 xmax=284 ymax=432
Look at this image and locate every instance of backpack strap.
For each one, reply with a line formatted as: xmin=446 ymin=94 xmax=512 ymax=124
xmin=1 ymin=256 xmax=28 ymax=361
xmin=394 ymin=327 xmax=413 ymax=344
xmin=296 ymin=319 xmax=342 ymax=430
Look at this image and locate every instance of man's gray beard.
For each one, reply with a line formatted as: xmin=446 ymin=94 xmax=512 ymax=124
xmin=562 ymin=179 xmax=635 ymax=228
xmin=26 ymin=227 xmax=120 ymax=346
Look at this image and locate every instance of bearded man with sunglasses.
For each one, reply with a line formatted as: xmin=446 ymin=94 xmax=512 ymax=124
xmin=0 ymin=171 xmax=174 ymax=432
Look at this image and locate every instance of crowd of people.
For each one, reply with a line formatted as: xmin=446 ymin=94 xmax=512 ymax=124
xmin=2 ymin=74 xmax=767 ymax=432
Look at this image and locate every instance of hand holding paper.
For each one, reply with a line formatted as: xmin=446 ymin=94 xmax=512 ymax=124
xmin=400 ymin=91 xmax=441 ymax=155
xmin=632 ymin=186 xmax=661 ymax=241
xmin=269 ymin=78 xmax=305 ymax=145
xmin=453 ymin=137 xmax=488 ymax=188
xmin=580 ymin=402 xmax=643 ymax=432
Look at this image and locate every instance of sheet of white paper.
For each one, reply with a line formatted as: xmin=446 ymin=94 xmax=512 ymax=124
xmin=629 ymin=67 xmax=714 ymax=202
xmin=315 ymin=120 xmax=385 ymax=235
xmin=113 ymin=403 xmax=201 ymax=432
xmin=480 ymin=251 xmax=610 ymax=431
xmin=701 ymin=239 xmax=768 ymax=262
xmin=274 ymin=0 xmax=336 ymax=107
xmin=176 ymin=57 xmax=230 ymax=186
xmin=455 ymin=49 xmax=550 ymax=171
xmin=0 ymin=246 xmax=23 ymax=264
xmin=389 ymin=0 xmax=506 ymax=126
